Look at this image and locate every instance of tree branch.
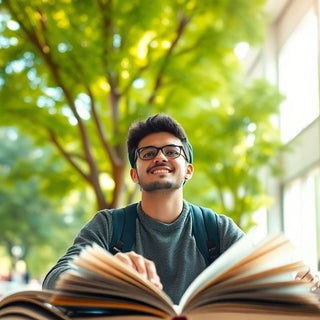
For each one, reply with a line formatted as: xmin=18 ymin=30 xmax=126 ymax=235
xmin=48 ymin=130 xmax=90 ymax=182
xmin=147 ymin=11 xmax=192 ymax=106
xmin=6 ymin=2 xmax=108 ymax=208
xmin=96 ymin=0 xmax=121 ymax=127
xmin=86 ymin=85 xmax=122 ymax=167
xmin=120 ymin=64 xmax=149 ymax=97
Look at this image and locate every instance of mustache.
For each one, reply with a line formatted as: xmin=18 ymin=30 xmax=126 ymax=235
xmin=147 ymin=163 xmax=174 ymax=173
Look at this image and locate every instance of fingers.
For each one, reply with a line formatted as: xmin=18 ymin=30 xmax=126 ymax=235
xmin=115 ymin=251 xmax=163 ymax=290
xmin=295 ymin=267 xmax=314 ymax=282
xmin=296 ymin=268 xmax=320 ymax=293
xmin=145 ymin=259 xmax=162 ymax=289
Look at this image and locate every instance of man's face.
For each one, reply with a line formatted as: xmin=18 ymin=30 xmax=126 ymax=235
xmin=130 ymin=132 xmax=193 ymax=192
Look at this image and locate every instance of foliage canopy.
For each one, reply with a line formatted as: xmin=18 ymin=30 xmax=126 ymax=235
xmin=0 ymin=128 xmax=87 ymax=276
xmin=0 ymin=0 xmax=282 ymax=235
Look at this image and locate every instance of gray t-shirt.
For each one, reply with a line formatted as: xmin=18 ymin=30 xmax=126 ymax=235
xmin=42 ymin=201 xmax=244 ymax=304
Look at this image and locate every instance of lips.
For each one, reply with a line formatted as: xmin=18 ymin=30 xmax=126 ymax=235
xmin=148 ymin=165 xmax=173 ymax=174
xmin=151 ymin=168 xmax=171 ymax=174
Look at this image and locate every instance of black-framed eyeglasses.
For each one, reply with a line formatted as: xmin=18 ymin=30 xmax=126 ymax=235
xmin=135 ymin=144 xmax=187 ymax=161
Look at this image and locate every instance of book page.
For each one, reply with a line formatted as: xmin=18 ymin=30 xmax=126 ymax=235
xmin=177 ymin=233 xmax=301 ymax=313
xmin=186 ymin=302 xmax=320 ymax=320
xmin=185 ymin=278 xmax=316 ymax=313
xmin=56 ymin=268 xmax=175 ymax=315
xmin=73 ymin=243 xmax=172 ymax=304
xmin=0 ymin=290 xmax=68 ymax=320
xmin=51 ymin=293 xmax=169 ymax=318
xmin=55 ymin=243 xmax=176 ymax=317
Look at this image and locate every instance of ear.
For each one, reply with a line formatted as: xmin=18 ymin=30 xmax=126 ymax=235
xmin=130 ymin=168 xmax=139 ymax=184
xmin=185 ymin=163 xmax=194 ymax=180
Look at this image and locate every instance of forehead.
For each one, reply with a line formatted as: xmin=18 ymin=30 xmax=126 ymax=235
xmin=138 ymin=132 xmax=182 ymax=148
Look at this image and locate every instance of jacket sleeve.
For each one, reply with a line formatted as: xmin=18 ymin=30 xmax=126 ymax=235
xmin=42 ymin=210 xmax=112 ymax=290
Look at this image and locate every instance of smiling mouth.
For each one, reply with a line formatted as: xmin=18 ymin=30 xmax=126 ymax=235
xmin=148 ymin=166 xmax=173 ymax=175
xmin=151 ymin=168 xmax=171 ymax=175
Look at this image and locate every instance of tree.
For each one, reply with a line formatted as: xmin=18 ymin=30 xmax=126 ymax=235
xmin=0 ymin=128 xmax=87 ymax=277
xmin=182 ymin=80 xmax=284 ymax=228
xmin=0 ymin=0 xmax=270 ymax=214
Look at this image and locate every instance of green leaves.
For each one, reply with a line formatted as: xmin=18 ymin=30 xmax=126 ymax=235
xmin=0 ymin=128 xmax=88 ymax=276
xmin=183 ymin=79 xmax=283 ymax=230
xmin=0 ymin=0 xmax=278 ymax=232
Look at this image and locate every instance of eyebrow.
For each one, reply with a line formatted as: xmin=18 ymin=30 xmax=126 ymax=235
xmin=137 ymin=144 xmax=183 ymax=149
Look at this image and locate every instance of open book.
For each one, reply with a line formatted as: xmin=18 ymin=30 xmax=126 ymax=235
xmin=1 ymin=233 xmax=320 ymax=319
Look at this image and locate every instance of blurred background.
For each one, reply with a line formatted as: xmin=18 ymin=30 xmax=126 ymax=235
xmin=0 ymin=0 xmax=319 ymax=297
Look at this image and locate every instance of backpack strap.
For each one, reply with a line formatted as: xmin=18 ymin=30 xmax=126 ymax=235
xmin=109 ymin=203 xmax=138 ymax=254
xmin=190 ymin=204 xmax=220 ymax=265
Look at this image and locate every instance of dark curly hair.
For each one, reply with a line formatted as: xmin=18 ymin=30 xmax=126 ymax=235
xmin=127 ymin=114 xmax=193 ymax=168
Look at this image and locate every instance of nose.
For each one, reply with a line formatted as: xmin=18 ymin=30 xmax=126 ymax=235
xmin=153 ymin=149 xmax=168 ymax=162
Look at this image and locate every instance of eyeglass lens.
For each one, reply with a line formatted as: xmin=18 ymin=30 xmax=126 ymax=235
xmin=138 ymin=145 xmax=182 ymax=160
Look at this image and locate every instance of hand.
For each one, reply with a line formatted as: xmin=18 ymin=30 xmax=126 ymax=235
xmin=115 ymin=251 xmax=163 ymax=290
xmin=295 ymin=267 xmax=320 ymax=294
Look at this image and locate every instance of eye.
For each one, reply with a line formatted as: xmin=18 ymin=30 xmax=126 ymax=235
xmin=164 ymin=146 xmax=180 ymax=157
xmin=140 ymin=148 xmax=157 ymax=159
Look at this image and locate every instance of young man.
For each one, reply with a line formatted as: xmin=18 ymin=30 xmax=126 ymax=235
xmin=42 ymin=114 xmax=245 ymax=303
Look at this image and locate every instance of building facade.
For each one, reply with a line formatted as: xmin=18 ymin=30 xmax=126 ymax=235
xmin=245 ymin=0 xmax=320 ymax=271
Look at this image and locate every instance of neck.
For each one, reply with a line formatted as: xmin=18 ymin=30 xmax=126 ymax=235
xmin=140 ymin=189 xmax=184 ymax=223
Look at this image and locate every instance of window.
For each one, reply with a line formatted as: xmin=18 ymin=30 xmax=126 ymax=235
xmin=245 ymin=1 xmax=320 ymax=273
xmin=278 ymin=8 xmax=319 ymax=143
xmin=283 ymin=167 xmax=320 ymax=271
